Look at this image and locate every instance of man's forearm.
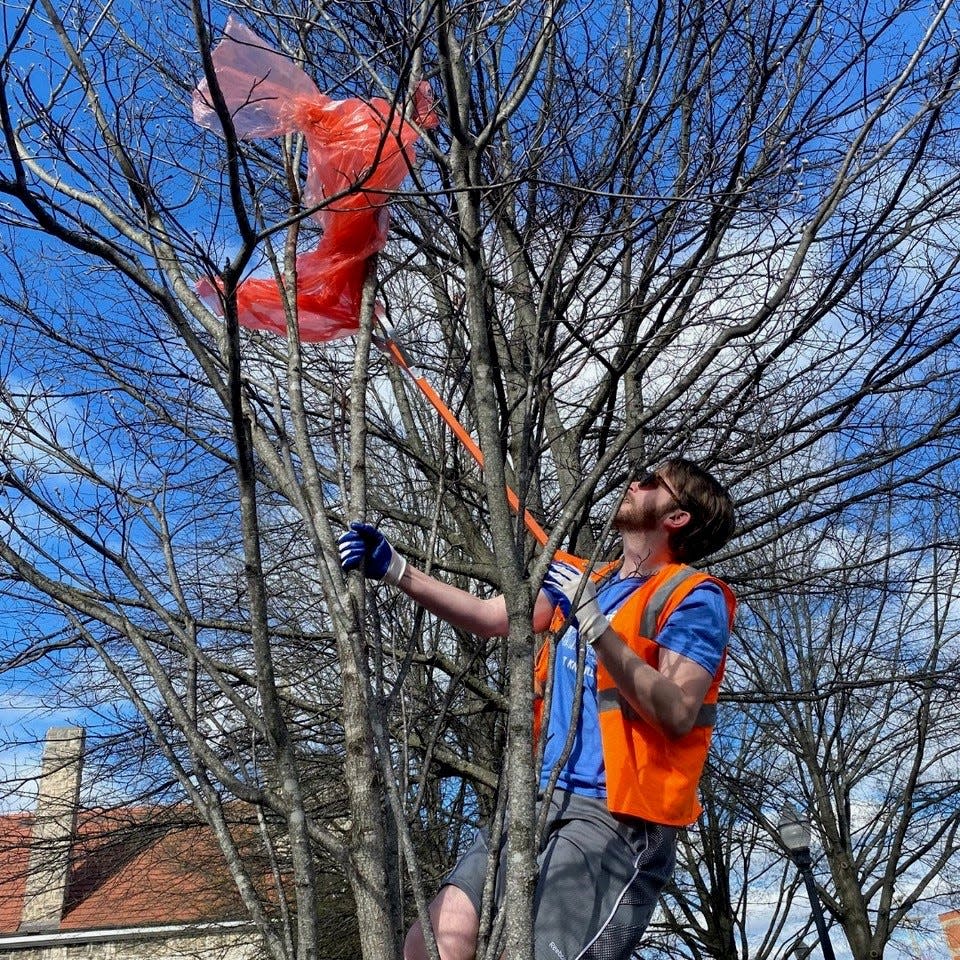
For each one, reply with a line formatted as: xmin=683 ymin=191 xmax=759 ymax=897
xmin=396 ymin=563 xmax=510 ymax=638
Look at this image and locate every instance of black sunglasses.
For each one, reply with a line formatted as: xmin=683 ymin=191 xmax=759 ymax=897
xmin=634 ymin=468 xmax=688 ymax=512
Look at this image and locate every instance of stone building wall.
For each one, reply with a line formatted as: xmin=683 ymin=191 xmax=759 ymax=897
xmin=0 ymin=928 xmax=261 ymax=960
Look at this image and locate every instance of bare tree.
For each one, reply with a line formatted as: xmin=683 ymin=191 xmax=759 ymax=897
xmin=2 ymin=0 xmax=960 ymax=958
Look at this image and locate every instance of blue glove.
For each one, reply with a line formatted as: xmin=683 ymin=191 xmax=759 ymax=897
xmin=540 ymin=563 xmax=573 ymax=618
xmin=338 ymin=521 xmax=407 ymax=586
xmin=542 ymin=562 xmax=610 ymax=646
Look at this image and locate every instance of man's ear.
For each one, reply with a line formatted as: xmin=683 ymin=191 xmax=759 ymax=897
xmin=663 ymin=509 xmax=691 ymax=532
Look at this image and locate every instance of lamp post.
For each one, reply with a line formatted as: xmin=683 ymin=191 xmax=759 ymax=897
xmin=778 ymin=803 xmax=838 ymax=960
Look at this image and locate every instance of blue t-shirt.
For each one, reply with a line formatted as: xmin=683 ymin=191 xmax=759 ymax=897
xmin=538 ymin=577 xmax=729 ymax=797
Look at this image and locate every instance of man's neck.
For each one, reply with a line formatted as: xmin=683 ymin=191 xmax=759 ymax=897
xmin=618 ymin=531 xmax=675 ymax=579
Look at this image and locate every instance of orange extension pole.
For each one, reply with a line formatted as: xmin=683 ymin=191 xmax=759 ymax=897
xmin=374 ymin=330 xmax=555 ymax=548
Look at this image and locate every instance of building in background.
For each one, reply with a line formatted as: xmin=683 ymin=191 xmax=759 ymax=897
xmin=0 ymin=728 xmax=264 ymax=960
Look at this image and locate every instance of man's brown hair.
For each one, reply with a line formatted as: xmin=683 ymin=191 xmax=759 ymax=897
xmin=661 ymin=458 xmax=736 ymax=563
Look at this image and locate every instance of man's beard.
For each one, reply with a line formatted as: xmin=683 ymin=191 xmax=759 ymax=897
xmin=613 ymin=499 xmax=665 ymax=533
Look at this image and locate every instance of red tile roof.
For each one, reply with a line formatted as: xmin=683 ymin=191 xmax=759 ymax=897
xmin=0 ymin=807 xmax=265 ymax=933
xmin=0 ymin=814 xmax=31 ymax=933
xmin=941 ymin=910 xmax=960 ymax=960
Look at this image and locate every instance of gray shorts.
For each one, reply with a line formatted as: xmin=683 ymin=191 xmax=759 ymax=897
xmin=444 ymin=790 xmax=677 ymax=960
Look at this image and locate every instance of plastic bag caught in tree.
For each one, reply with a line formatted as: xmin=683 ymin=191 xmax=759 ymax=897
xmin=193 ymin=17 xmax=436 ymax=341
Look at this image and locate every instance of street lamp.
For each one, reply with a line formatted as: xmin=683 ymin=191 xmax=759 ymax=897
xmin=778 ymin=803 xmax=838 ymax=960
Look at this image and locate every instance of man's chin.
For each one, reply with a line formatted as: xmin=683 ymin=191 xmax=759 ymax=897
xmin=615 ymin=506 xmax=660 ymax=533
xmin=613 ymin=512 xmax=643 ymax=533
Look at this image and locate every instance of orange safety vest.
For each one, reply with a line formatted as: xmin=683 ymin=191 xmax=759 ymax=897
xmin=533 ymin=562 xmax=736 ymax=826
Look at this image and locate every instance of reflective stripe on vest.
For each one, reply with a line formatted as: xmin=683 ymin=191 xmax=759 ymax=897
xmin=597 ymin=688 xmax=718 ymax=727
xmin=638 ymin=566 xmax=704 ymax=639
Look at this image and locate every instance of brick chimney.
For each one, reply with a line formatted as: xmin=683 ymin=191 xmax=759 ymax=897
xmin=941 ymin=910 xmax=960 ymax=960
xmin=18 ymin=727 xmax=84 ymax=933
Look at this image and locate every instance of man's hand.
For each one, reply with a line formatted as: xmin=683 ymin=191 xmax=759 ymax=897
xmin=542 ymin=562 xmax=610 ymax=646
xmin=338 ymin=521 xmax=407 ymax=586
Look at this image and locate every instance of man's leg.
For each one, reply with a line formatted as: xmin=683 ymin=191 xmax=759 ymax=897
xmin=530 ymin=794 xmax=677 ymax=960
xmin=404 ymin=885 xmax=480 ymax=960
xmin=407 ymin=823 xmax=498 ymax=960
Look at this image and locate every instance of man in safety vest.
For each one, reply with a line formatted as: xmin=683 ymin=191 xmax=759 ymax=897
xmin=338 ymin=457 xmax=736 ymax=960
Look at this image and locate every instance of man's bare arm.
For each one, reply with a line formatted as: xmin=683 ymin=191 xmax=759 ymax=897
xmin=591 ymin=634 xmax=713 ymax=738
xmin=396 ymin=564 xmax=558 ymax=638
xmin=339 ymin=522 xmax=558 ymax=636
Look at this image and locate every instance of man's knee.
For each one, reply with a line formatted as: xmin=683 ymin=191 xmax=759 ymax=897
xmin=404 ymin=885 xmax=479 ymax=960
xmin=404 ymin=918 xmax=429 ymax=960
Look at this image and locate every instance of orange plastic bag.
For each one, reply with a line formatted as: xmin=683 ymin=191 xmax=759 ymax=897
xmin=193 ymin=17 xmax=436 ymax=341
